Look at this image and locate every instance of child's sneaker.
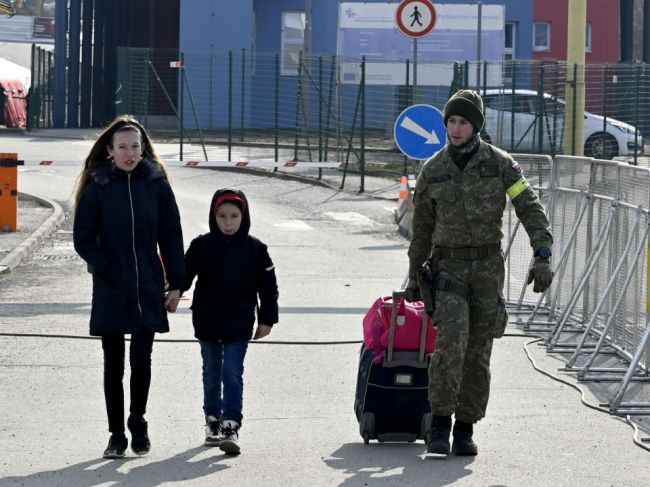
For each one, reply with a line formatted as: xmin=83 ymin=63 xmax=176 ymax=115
xmin=204 ymin=415 xmax=223 ymax=446
xmin=218 ymin=420 xmax=241 ymax=455
xmin=127 ymin=415 xmax=151 ymax=456
xmin=103 ymin=433 xmax=128 ymax=459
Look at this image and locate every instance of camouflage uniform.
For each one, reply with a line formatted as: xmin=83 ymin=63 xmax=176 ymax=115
xmin=408 ymin=140 xmax=552 ymax=423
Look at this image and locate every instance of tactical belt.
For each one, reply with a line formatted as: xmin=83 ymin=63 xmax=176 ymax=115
xmin=434 ymin=277 xmax=470 ymax=300
xmin=436 ymin=243 xmax=501 ymax=261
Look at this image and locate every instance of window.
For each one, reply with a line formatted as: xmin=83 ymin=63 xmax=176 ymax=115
xmin=585 ymin=22 xmax=592 ymax=53
xmin=533 ymin=22 xmax=550 ymax=52
xmin=503 ymin=22 xmax=517 ymax=81
xmin=484 ymin=94 xmax=536 ymax=114
xmin=281 ymin=11 xmax=305 ymax=76
xmin=505 ymin=22 xmax=516 ymax=51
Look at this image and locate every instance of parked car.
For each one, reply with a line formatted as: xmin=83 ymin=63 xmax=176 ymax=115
xmin=480 ymin=89 xmax=644 ymax=160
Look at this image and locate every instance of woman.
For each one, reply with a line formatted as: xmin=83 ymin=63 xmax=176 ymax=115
xmin=73 ymin=115 xmax=185 ymax=459
xmin=406 ymin=90 xmax=553 ymax=456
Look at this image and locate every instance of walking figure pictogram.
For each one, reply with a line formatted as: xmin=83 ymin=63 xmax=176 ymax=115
xmin=410 ymin=6 xmax=423 ymax=27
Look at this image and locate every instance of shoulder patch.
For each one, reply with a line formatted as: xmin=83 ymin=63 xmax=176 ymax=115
xmin=511 ymin=161 xmax=523 ymax=173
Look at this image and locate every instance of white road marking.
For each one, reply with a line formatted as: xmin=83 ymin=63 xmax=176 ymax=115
xmin=323 ymin=211 xmax=378 ymax=226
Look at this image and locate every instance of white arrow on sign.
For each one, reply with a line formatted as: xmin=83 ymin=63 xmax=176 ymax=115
xmin=400 ymin=115 xmax=441 ymax=144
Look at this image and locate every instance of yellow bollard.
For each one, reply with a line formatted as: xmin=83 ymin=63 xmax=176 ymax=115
xmin=0 ymin=153 xmax=21 ymax=232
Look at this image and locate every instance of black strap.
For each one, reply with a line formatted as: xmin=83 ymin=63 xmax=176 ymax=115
xmin=436 ymin=243 xmax=501 ymax=261
xmin=0 ymin=158 xmax=24 ymax=167
xmin=434 ymin=277 xmax=470 ymax=300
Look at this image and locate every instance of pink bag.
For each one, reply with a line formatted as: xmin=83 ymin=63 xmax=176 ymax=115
xmin=363 ymin=296 xmax=437 ymax=360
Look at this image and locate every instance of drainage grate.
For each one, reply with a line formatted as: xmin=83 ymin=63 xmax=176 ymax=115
xmin=37 ymin=254 xmax=80 ymax=261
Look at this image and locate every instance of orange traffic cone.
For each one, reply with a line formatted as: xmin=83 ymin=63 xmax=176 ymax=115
xmin=398 ymin=175 xmax=409 ymax=201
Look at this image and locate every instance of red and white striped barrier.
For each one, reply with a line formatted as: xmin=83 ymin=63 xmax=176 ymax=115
xmin=22 ymin=159 xmax=343 ymax=169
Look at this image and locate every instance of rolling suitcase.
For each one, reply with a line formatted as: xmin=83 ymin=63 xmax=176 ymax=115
xmin=354 ymin=290 xmax=434 ymax=444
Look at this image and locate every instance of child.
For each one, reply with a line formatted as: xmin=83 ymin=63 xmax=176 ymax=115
xmin=182 ymin=188 xmax=279 ymax=455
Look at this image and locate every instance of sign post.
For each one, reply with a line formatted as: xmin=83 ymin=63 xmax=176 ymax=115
xmin=395 ymin=1 xmax=438 ymax=169
xmin=395 ymin=0 xmax=437 ymax=88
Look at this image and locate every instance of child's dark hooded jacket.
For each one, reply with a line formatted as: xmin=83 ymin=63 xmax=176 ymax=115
xmin=182 ymin=188 xmax=279 ymax=342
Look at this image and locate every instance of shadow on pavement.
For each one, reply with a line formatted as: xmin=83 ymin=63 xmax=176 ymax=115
xmin=2 ymin=446 xmax=230 ymax=487
xmin=324 ymin=442 xmax=476 ymax=486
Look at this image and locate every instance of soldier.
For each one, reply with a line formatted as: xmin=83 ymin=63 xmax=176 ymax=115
xmin=405 ymin=90 xmax=553 ymax=456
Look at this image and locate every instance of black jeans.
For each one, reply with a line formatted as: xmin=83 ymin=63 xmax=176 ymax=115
xmin=101 ymin=331 xmax=155 ymax=434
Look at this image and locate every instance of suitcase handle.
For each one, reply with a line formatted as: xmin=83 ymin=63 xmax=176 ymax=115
xmin=386 ymin=290 xmax=430 ymax=364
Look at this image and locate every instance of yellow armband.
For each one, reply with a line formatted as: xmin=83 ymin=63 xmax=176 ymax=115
xmin=506 ymin=177 xmax=530 ymax=200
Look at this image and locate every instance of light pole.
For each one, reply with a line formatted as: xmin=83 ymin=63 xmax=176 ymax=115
xmin=563 ymin=0 xmax=586 ymax=156
xmin=476 ymin=0 xmax=482 ymax=88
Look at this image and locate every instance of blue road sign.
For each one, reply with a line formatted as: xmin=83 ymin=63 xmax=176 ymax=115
xmin=394 ymin=104 xmax=446 ymax=160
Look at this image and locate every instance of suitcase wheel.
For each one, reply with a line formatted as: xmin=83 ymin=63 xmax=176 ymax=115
xmin=360 ymin=412 xmax=375 ymax=444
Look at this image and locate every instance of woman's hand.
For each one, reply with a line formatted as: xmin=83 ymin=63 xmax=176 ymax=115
xmin=165 ymin=289 xmax=181 ymax=313
xmin=253 ymin=324 xmax=272 ymax=340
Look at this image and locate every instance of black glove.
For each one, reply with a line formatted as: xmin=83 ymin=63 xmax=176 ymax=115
xmin=404 ymin=278 xmax=421 ymax=302
xmin=526 ymin=257 xmax=554 ymax=293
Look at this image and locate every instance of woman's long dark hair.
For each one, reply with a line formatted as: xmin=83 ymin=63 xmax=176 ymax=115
xmin=73 ymin=115 xmax=169 ymax=207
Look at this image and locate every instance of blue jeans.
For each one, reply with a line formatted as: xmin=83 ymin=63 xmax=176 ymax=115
xmin=199 ymin=339 xmax=249 ymax=424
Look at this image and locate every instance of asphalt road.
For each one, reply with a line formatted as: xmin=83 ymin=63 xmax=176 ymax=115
xmin=1 ymin=133 xmax=650 ymax=486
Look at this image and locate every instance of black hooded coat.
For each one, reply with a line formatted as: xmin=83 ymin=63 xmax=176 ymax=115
xmin=182 ymin=188 xmax=279 ymax=342
xmin=73 ymin=159 xmax=185 ymax=336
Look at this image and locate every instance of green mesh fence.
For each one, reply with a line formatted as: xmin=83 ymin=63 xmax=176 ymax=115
xmin=115 ymin=49 xmax=650 ymax=170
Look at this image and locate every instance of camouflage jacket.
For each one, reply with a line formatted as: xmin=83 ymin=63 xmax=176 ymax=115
xmin=408 ymin=140 xmax=553 ymax=278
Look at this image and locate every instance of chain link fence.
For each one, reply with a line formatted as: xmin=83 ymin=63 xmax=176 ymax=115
xmin=114 ymin=49 xmax=650 ymax=177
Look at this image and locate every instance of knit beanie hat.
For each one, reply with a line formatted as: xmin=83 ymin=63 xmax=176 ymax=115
xmin=214 ymin=191 xmax=246 ymax=214
xmin=443 ymin=89 xmax=485 ymax=132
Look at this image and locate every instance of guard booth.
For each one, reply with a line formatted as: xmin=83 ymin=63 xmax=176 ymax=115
xmin=0 ymin=153 xmax=22 ymax=232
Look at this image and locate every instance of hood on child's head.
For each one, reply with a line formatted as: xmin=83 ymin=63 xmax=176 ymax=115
xmin=209 ymin=188 xmax=251 ymax=240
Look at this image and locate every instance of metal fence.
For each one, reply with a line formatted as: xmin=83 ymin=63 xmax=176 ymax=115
xmin=502 ymin=155 xmax=650 ymax=416
xmin=455 ymin=60 xmax=649 ymax=164
xmin=27 ymin=44 xmax=54 ymax=129
xmin=115 ymin=49 xmax=650 ymax=174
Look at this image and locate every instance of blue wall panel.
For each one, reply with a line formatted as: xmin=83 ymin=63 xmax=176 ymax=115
xmin=179 ymin=0 xmax=533 ymax=131
xmin=180 ymin=0 xmax=253 ymax=129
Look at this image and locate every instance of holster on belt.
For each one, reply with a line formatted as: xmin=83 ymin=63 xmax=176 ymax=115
xmin=417 ymin=248 xmax=440 ymax=317
xmin=417 ymin=248 xmax=472 ymax=317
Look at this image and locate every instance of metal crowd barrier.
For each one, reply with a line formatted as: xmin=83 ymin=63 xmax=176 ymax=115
xmin=505 ymin=155 xmax=650 ymax=416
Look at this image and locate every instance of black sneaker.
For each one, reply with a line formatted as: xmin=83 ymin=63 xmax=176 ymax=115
xmin=103 ymin=434 xmax=128 ymax=459
xmin=218 ymin=420 xmax=241 ymax=455
xmin=204 ymin=415 xmax=223 ymax=447
xmin=128 ymin=416 xmax=151 ymax=456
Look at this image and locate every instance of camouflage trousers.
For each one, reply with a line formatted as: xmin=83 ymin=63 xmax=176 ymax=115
xmin=428 ymin=251 xmax=508 ymax=423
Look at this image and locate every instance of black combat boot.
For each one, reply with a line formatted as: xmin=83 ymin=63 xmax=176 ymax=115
xmin=426 ymin=415 xmax=452 ymax=455
xmin=451 ymin=420 xmax=478 ymax=456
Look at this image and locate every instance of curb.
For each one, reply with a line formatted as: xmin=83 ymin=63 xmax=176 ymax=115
xmin=0 ymin=193 xmax=65 ymax=276
xmin=13 ymin=129 xmax=404 ymax=201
